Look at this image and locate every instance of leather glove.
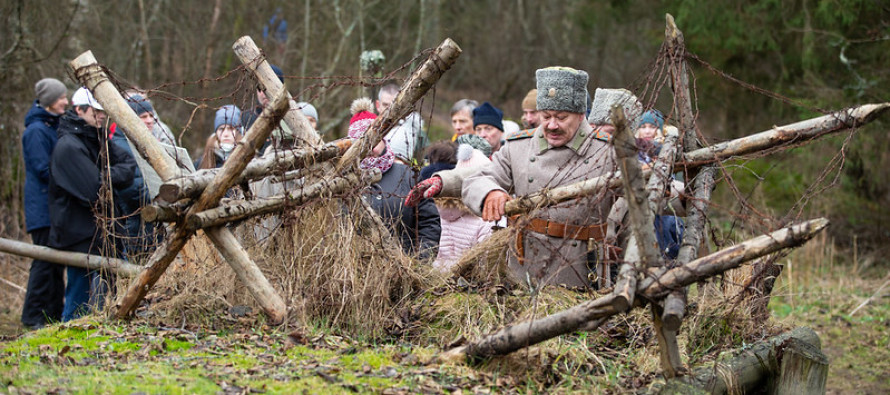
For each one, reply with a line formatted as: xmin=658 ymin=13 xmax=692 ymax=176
xmin=405 ymin=176 xmax=443 ymax=207
xmin=482 ymin=190 xmax=511 ymax=222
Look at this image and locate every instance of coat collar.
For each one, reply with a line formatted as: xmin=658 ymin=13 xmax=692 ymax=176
xmin=534 ymin=121 xmax=594 ymax=155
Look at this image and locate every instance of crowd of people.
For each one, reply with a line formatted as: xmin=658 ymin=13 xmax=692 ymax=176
xmin=18 ymin=65 xmax=685 ymax=329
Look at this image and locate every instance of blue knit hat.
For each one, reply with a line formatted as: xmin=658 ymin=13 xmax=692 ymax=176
xmin=127 ymin=95 xmax=154 ymax=116
xmin=472 ymin=102 xmax=504 ymax=131
xmin=640 ymin=110 xmax=665 ymax=130
xmin=214 ymin=105 xmax=242 ymax=132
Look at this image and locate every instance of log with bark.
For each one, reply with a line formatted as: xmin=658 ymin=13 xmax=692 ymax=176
xmin=186 ymin=169 xmax=381 ymax=229
xmin=156 ymin=139 xmax=351 ymax=203
xmin=337 ymin=38 xmax=462 ymax=172
xmin=499 ymin=102 xmax=888 ymax=217
xmin=0 ymin=237 xmax=142 ymax=277
xmin=437 ymin=218 xmax=828 ymax=364
xmin=652 ymin=327 xmax=823 ymax=394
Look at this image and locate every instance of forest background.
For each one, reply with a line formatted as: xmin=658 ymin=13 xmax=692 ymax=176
xmin=0 ymin=0 xmax=887 ymax=258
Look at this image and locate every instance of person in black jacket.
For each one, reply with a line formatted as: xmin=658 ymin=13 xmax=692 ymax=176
xmin=20 ymin=78 xmax=68 ymax=329
xmin=348 ymin=98 xmax=440 ymax=259
xmin=49 ymin=87 xmax=136 ymax=321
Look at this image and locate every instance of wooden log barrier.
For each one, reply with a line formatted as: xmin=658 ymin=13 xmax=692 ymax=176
xmin=0 ymin=237 xmax=142 ymax=277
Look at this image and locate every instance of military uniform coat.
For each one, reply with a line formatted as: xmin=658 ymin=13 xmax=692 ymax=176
xmin=461 ymin=121 xmax=618 ymax=288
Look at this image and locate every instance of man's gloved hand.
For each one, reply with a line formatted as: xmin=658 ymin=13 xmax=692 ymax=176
xmin=482 ymin=190 xmax=511 ymax=221
xmin=405 ymin=176 xmax=443 ymax=207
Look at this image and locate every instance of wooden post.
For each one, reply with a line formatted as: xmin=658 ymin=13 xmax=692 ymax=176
xmin=233 ymin=35 xmax=323 ymax=147
xmin=338 ymin=38 xmax=462 ymax=172
xmin=666 ymin=14 xmax=700 ymax=159
xmin=774 ymin=337 xmax=829 ymax=395
xmin=69 ymin=50 xmax=179 ymax=181
xmin=0 ymin=237 xmax=142 ymax=277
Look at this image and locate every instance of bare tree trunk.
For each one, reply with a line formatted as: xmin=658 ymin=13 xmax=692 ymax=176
xmin=202 ymin=0 xmax=223 ymax=85
xmin=137 ymin=0 xmax=154 ymax=82
xmin=0 ymin=237 xmax=141 ymax=277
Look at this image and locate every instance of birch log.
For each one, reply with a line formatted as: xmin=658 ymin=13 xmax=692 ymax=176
xmin=233 ymin=35 xmax=322 ymax=147
xmin=187 ymin=169 xmax=381 ymax=229
xmin=338 ymin=38 xmax=462 ymax=172
xmin=682 ymin=102 xmax=890 ymax=167
xmin=439 ymin=218 xmax=828 ymax=363
xmin=157 ymin=139 xmax=352 ymax=203
xmin=0 ymin=237 xmax=142 ymax=277
xmin=666 ymin=14 xmax=699 ymax=157
xmin=500 ymin=102 xmax=888 ymax=217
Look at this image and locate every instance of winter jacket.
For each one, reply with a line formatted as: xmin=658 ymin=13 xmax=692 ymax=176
xmin=462 ymin=122 xmax=618 ymax=288
xmin=419 ymin=162 xmax=454 ymax=181
xmin=366 ymin=163 xmax=441 ymax=259
xmin=22 ymin=101 xmax=60 ymax=232
xmin=48 ymin=110 xmax=136 ymax=249
xmin=433 ymin=200 xmax=493 ymax=271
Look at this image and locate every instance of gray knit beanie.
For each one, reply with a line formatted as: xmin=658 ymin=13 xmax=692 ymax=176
xmin=587 ymin=88 xmax=643 ymax=128
xmin=535 ymin=67 xmax=589 ymax=114
xmin=295 ymin=102 xmax=318 ymax=121
xmin=35 ymin=78 xmax=67 ymax=108
xmin=455 ymin=134 xmax=492 ymax=158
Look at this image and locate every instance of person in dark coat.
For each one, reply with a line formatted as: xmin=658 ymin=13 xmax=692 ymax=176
xmin=49 ymin=87 xmax=136 ymax=321
xmin=348 ymin=98 xmax=440 ymax=259
xmin=20 ymin=78 xmax=68 ymax=329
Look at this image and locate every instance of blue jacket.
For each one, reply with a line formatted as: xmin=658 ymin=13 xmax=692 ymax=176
xmin=22 ymin=101 xmax=60 ymax=232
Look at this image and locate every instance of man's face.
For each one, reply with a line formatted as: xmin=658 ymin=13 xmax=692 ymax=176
xmin=636 ymin=123 xmax=658 ymax=141
xmin=475 ymin=124 xmax=502 ymax=153
xmin=77 ymin=106 xmax=107 ymax=129
xmin=138 ymin=112 xmax=156 ymax=131
xmin=47 ymin=95 xmax=69 ymax=115
xmin=375 ymin=92 xmax=395 ymax=114
xmin=451 ymin=109 xmax=473 ymax=136
xmin=257 ymin=88 xmax=269 ymax=108
xmin=540 ymin=110 xmax=585 ymax=147
xmin=216 ymin=125 xmax=238 ymax=145
xmin=522 ymin=108 xmax=540 ymax=129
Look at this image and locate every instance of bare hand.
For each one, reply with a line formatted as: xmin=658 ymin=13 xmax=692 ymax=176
xmin=482 ymin=190 xmax=511 ymax=221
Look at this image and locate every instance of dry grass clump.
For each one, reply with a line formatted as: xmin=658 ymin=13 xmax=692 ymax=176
xmin=452 ymin=227 xmax=514 ymax=286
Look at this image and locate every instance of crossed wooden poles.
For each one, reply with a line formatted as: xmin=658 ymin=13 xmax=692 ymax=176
xmin=68 ymin=36 xmax=462 ymax=324
xmin=434 ymin=14 xmax=889 ymax=380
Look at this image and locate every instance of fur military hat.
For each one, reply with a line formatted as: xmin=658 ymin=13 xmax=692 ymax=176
xmin=535 ymin=67 xmax=589 ymax=114
xmin=587 ymin=88 xmax=643 ymax=128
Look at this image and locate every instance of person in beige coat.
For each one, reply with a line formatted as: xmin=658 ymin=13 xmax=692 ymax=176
xmin=460 ymin=67 xmax=619 ymax=289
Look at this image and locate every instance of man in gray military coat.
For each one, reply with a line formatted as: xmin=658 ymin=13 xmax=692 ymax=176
xmin=461 ymin=67 xmax=618 ymax=288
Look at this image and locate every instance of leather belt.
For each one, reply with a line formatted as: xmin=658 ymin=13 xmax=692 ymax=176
xmin=522 ymin=217 xmax=607 ymax=242
xmin=509 ymin=216 xmax=610 ymax=266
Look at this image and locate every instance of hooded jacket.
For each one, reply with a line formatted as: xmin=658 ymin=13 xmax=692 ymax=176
xmin=48 ymin=109 xmax=136 ymax=249
xmin=22 ymin=101 xmax=60 ymax=232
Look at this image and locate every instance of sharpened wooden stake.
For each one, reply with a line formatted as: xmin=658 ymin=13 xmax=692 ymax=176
xmin=338 ymin=38 xmax=462 ymax=172
xmin=233 ymin=35 xmax=322 ymax=147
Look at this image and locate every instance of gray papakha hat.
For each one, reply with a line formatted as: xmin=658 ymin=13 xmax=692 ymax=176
xmin=535 ymin=67 xmax=589 ymax=114
xmin=587 ymin=88 xmax=643 ymax=128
